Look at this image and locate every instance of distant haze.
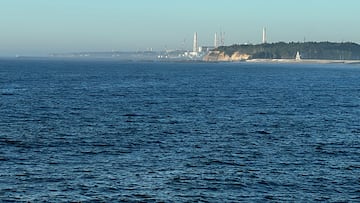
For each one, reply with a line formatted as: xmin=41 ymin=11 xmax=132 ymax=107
xmin=0 ymin=0 xmax=359 ymax=56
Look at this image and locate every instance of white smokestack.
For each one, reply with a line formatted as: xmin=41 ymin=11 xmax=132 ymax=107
xmin=262 ymin=27 xmax=267 ymax=44
xmin=193 ymin=32 xmax=198 ymax=53
xmin=214 ymin=33 xmax=218 ymax=48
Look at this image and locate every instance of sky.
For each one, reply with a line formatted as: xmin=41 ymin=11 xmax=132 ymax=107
xmin=0 ymin=0 xmax=359 ymax=56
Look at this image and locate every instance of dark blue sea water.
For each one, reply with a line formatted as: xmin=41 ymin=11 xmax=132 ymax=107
xmin=0 ymin=59 xmax=359 ymax=202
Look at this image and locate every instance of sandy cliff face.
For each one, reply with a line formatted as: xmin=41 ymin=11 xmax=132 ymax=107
xmin=203 ymin=51 xmax=250 ymax=62
xmin=230 ymin=52 xmax=251 ymax=61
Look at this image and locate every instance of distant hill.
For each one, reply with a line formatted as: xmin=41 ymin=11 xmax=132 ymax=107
xmin=213 ymin=42 xmax=360 ymax=60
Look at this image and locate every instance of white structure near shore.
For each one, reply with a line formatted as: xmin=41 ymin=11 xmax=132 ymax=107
xmin=296 ymin=51 xmax=301 ymax=61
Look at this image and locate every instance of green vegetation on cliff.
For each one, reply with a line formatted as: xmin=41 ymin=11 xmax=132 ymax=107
xmin=216 ymin=42 xmax=360 ymax=60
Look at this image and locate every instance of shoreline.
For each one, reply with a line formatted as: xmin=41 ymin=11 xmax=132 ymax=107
xmin=246 ymin=59 xmax=360 ymax=65
xmin=2 ymin=56 xmax=360 ymax=65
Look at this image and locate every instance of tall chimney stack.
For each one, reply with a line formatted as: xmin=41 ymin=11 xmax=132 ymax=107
xmin=193 ymin=32 xmax=198 ymax=53
xmin=262 ymin=27 xmax=267 ymax=44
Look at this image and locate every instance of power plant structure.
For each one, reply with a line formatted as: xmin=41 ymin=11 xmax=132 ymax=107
xmin=214 ymin=33 xmax=218 ymax=48
xmin=159 ymin=27 xmax=268 ymax=60
xmin=158 ymin=31 xmax=225 ymax=60
xmin=193 ymin=32 xmax=198 ymax=53
xmin=220 ymin=32 xmax=225 ymax=46
xmin=262 ymin=27 xmax=267 ymax=44
xmin=192 ymin=32 xmax=218 ymax=55
xmin=214 ymin=32 xmax=225 ymax=48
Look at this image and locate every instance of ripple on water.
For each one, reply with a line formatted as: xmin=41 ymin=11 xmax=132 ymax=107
xmin=0 ymin=61 xmax=359 ymax=202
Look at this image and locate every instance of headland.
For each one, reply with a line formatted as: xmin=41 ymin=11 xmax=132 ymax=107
xmin=204 ymin=42 xmax=360 ymax=63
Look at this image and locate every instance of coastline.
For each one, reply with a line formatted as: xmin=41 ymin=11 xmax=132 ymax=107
xmin=2 ymin=55 xmax=360 ymax=65
xmin=246 ymin=59 xmax=360 ymax=65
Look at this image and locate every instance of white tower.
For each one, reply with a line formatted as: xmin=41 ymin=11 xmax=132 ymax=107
xmin=262 ymin=27 xmax=267 ymax=44
xmin=193 ymin=32 xmax=198 ymax=53
xmin=214 ymin=33 xmax=218 ymax=48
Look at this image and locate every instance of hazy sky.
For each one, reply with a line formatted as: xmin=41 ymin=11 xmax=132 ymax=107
xmin=0 ymin=0 xmax=359 ymax=56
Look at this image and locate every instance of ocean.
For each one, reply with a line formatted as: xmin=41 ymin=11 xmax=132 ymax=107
xmin=0 ymin=59 xmax=359 ymax=202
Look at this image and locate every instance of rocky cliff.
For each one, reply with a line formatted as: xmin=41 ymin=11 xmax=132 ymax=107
xmin=203 ymin=51 xmax=250 ymax=62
